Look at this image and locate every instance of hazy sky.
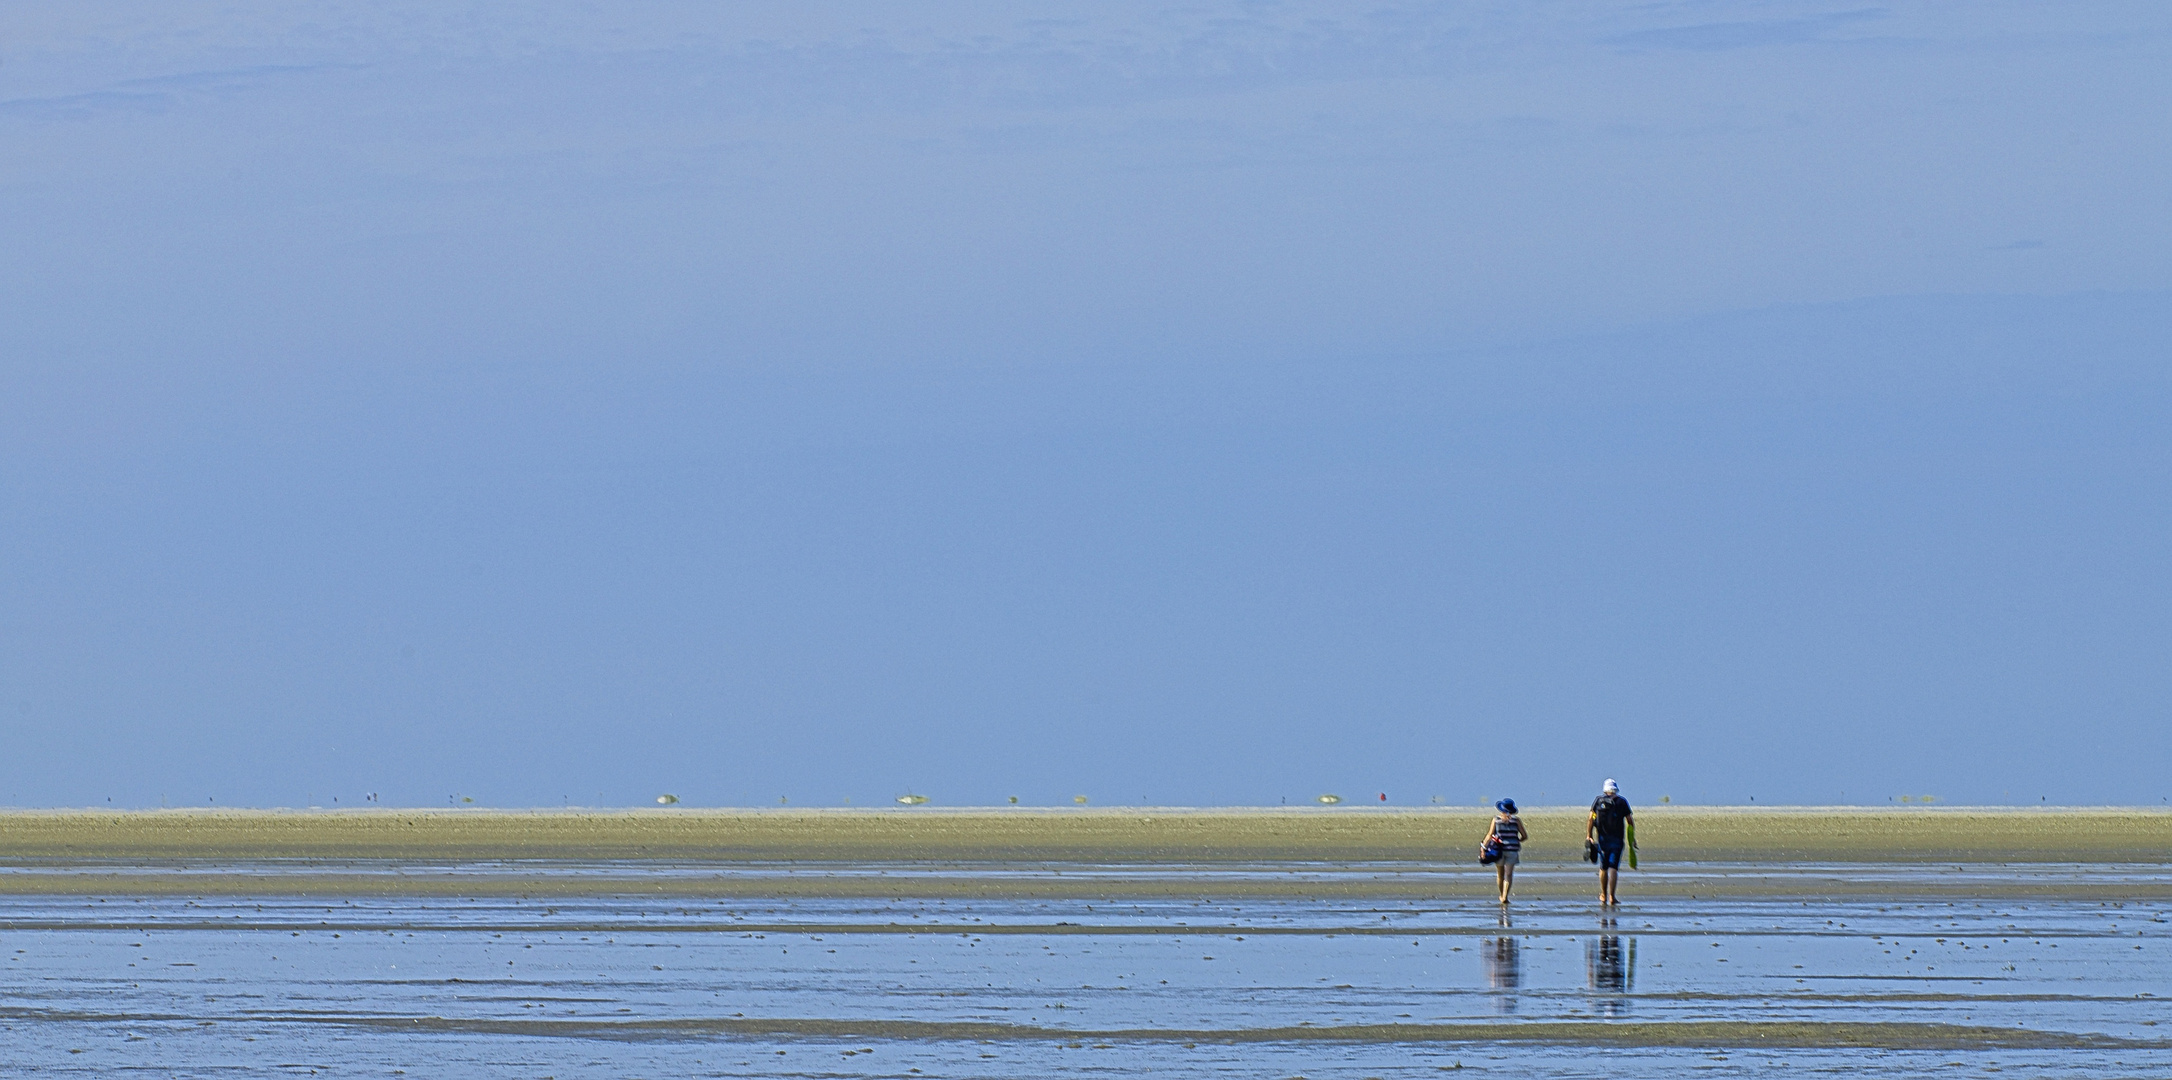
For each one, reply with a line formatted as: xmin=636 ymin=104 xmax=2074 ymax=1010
xmin=3 ymin=2 xmax=2168 ymax=807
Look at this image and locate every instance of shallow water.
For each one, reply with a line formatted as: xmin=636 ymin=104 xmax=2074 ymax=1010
xmin=1 ymin=863 xmax=2167 ymax=1077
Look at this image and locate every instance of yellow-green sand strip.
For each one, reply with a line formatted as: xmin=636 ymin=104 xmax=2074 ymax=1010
xmin=0 ymin=807 xmax=2163 ymax=862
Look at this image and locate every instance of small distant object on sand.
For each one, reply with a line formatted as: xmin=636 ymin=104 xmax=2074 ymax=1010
xmin=897 ymin=794 xmax=929 ymax=805
xmin=1317 ymin=794 xmax=1342 ymax=805
xmin=655 ymin=794 xmax=679 ymax=805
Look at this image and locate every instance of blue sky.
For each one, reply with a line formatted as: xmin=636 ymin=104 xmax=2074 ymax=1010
xmin=2 ymin=2 xmax=2168 ymax=807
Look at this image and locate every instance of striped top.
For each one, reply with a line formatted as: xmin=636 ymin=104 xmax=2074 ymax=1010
xmin=1490 ymin=815 xmax=1524 ymax=851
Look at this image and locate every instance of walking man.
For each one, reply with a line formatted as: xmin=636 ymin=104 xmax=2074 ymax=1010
xmin=1587 ymin=779 xmax=1634 ymax=905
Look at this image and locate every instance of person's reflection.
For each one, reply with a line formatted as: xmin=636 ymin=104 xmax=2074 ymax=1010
xmin=1482 ymin=911 xmax=1521 ymax=1014
xmin=1585 ymin=916 xmax=1635 ymax=1014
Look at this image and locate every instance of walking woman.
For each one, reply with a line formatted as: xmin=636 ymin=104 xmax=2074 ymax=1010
xmin=1484 ymin=799 xmax=1527 ymax=904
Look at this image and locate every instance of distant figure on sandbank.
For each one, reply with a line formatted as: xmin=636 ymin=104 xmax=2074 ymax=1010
xmin=1587 ymin=779 xmax=1634 ymax=905
xmin=1481 ymin=799 xmax=1526 ymax=903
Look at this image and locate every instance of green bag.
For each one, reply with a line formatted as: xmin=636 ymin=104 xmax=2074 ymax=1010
xmin=1625 ymin=820 xmax=1639 ymax=870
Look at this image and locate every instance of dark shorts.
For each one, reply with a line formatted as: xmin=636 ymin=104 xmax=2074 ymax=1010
xmin=1597 ymin=839 xmax=1624 ymax=870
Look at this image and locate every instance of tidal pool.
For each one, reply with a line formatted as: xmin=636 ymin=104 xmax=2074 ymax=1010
xmin=0 ymin=861 xmax=2166 ymax=1077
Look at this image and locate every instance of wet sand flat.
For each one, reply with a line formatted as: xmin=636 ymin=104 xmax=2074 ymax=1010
xmin=2 ymin=880 xmax=2167 ymax=1077
xmin=1 ymin=814 xmax=2167 ymax=1077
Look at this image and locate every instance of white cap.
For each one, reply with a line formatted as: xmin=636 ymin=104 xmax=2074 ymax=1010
xmin=1602 ymin=778 xmax=1618 ymax=794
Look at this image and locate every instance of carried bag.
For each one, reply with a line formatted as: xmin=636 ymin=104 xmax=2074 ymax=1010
xmin=1479 ymin=835 xmax=1503 ymax=866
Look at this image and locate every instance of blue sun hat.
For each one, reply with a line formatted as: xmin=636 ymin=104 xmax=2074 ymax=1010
xmin=1496 ymin=798 xmax=1517 ymax=814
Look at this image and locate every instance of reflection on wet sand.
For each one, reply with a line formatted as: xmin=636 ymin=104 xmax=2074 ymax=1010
xmin=1483 ymin=910 xmax=1520 ymax=1013
xmin=1587 ymin=916 xmax=1635 ymax=1015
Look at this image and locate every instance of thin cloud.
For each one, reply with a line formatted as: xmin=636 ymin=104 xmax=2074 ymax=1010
xmin=1608 ymin=9 xmax=1887 ymax=53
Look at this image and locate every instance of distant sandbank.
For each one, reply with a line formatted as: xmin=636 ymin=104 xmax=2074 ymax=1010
xmin=0 ymin=806 xmax=2161 ymax=864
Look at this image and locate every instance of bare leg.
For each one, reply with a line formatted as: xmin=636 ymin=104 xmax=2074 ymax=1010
xmin=1600 ymin=867 xmax=1619 ymax=905
xmin=1501 ymin=864 xmax=1515 ymax=903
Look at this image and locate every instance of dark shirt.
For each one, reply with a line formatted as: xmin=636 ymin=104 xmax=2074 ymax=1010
xmin=1590 ymin=794 xmax=1632 ymax=842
